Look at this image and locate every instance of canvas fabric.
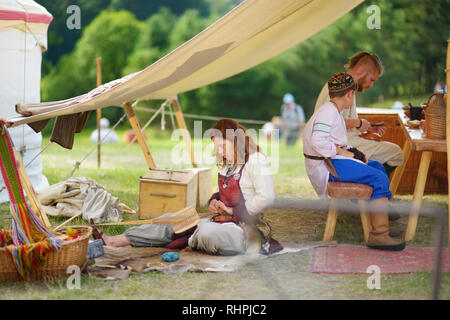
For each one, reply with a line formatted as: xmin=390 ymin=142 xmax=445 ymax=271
xmin=37 ymin=176 xmax=131 ymax=223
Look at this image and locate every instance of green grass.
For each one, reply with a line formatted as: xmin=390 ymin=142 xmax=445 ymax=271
xmin=0 ymin=125 xmax=448 ymax=300
xmin=364 ymin=94 xmax=430 ymax=110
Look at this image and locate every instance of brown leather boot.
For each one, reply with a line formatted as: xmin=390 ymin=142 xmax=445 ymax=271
xmin=367 ymin=213 xmax=405 ymax=251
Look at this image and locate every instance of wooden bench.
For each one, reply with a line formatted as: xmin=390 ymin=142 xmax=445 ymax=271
xmin=324 ymin=181 xmax=373 ymax=242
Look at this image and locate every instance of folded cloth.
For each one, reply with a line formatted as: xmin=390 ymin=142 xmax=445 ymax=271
xmin=37 ymin=177 xmax=133 ymax=223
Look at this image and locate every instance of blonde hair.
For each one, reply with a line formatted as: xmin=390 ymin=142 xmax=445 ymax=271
xmin=345 ymin=51 xmax=383 ymax=76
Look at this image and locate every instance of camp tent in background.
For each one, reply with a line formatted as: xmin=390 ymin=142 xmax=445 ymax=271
xmin=0 ymin=0 xmax=53 ymax=203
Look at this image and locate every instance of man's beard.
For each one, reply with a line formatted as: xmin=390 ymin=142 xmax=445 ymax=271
xmin=357 ymin=75 xmax=369 ymax=92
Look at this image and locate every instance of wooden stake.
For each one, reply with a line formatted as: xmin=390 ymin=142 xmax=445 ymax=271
xmin=171 ymin=96 xmax=197 ymax=168
xmin=123 ymin=101 xmax=156 ymax=169
xmin=96 ymin=57 xmax=102 ymax=168
xmin=446 ymin=38 xmax=450 ymax=239
xmin=54 ymin=212 xmax=83 ymax=231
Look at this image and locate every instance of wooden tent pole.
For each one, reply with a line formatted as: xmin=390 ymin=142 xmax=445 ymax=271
xmin=12 ymin=147 xmax=50 ymax=227
xmin=446 ymin=38 xmax=450 ymax=239
xmin=123 ymin=101 xmax=156 ymax=169
xmin=171 ymin=96 xmax=197 ymax=168
xmin=96 ymin=57 xmax=102 ymax=168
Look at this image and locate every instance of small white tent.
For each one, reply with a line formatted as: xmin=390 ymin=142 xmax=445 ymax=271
xmin=0 ymin=0 xmax=53 ymax=202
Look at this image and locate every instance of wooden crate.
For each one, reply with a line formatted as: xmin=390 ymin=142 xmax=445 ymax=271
xmin=185 ymin=167 xmax=213 ymax=207
xmin=138 ymin=169 xmax=198 ymax=219
xmin=359 ymin=112 xmax=448 ymax=195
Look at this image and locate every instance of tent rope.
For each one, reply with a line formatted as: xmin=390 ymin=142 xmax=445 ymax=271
xmin=23 ymin=141 xmax=52 ymax=169
xmin=64 ymin=102 xmax=133 ymax=179
xmin=133 ymin=106 xmax=267 ymax=125
xmin=123 ymin=99 xmax=171 ymax=149
xmin=160 ymin=100 xmax=176 ymax=131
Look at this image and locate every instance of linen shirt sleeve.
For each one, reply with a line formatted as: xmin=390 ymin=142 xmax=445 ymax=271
xmin=242 ymin=153 xmax=276 ymax=216
xmin=310 ymin=108 xmax=337 ymax=158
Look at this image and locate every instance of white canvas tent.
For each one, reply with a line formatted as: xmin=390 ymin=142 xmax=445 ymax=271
xmin=7 ymin=0 xmax=364 ymax=126
xmin=0 ymin=0 xmax=53 ymax=203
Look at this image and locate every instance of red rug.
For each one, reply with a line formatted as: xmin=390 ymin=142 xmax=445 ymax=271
xmin=308 ymin=244 xmax=450 ymax=274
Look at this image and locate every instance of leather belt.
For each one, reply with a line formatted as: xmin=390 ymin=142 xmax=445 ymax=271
xmin=304 ymin=153 xmax=339 ymax=178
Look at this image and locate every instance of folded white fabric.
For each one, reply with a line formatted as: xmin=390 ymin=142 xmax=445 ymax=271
xmin=37 ymin=176 xmax=134 ymax=223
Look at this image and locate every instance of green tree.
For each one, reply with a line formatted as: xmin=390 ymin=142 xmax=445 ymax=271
xmin=42 ymin=10 xmax=143 ymax=123
xmin=123 ymin=7 xmax=176 ymax=76
xmin=168 ymin=9 xmax=210 ymax=50
xmin=109 ymin=0 xmax=210 ymax=20
xmin=38 ymin=0 xmax=111 ymax=69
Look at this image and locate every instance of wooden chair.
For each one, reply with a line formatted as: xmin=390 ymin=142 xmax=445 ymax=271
xmin=323 ymin=182 xmax=373 ymax=242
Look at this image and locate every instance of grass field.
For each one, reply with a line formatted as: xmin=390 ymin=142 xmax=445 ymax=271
xmin=0 ymin=120 xmax=448 ymax=300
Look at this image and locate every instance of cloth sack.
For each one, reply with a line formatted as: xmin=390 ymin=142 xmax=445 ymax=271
xmin=37 ymin=176 xmax=133 ymax=223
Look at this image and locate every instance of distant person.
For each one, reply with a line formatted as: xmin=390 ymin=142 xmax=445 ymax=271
xmin=314 ymin=52 xmax=403 ymax=179
xmin=124 ymin=129 xmax=147 ymax=143
xmin=262 ymin=116 xmax=282 ymax=140
xmin=90 ymin=118 xmax=119 ymax=143
xmin=280 ymin=93 xmax=305 ymax=146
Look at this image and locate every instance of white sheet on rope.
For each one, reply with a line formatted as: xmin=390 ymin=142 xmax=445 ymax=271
xmin=9 ymin=0 xmax=363 ymax=127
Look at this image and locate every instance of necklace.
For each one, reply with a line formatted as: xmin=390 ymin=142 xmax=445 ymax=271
xmin=222 ymin=165 xmax=236 ymax=189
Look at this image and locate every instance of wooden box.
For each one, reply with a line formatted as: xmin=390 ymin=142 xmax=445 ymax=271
xmin=138 ymin=169 xmax=198 ymax=219
xmin=185 ymin=167 xmax=213 ymax=207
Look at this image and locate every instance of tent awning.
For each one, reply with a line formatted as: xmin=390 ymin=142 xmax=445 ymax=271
xmin=7 ymin=0 xmax=363 ymax=127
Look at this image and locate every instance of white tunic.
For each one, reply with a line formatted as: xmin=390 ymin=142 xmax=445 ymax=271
xmin=314 ymin=83 xmax=359 ymax=139
xmin=314 ymin=83 xmax=404 ymax=167
xmin=303 ymin=102 xmax=354 ymax=199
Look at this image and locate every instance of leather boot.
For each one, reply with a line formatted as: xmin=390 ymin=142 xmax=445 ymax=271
xmin=367 ymin=213 xmax=405 ymax=251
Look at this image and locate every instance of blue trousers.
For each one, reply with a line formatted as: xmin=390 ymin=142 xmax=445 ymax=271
xmin=329 ymin=159 xmax=392 ymax=200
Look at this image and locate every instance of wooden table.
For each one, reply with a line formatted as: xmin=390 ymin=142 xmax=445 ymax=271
xmin=390 ymin=111 xmax=447 ymax=240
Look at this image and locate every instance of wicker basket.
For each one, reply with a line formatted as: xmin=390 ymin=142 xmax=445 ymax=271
xmin=424 ymin=92 xmax=446 ymax=140
xmin=0 ymin=226 xmax=92 ymax=282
